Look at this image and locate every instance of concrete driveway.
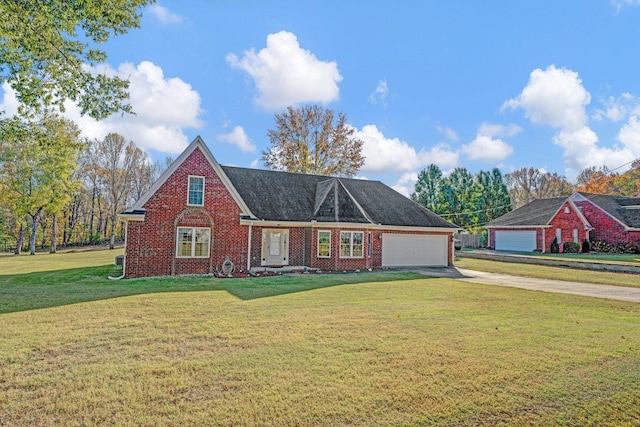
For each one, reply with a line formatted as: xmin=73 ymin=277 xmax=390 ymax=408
xmin=415 ymin=267 xmax=640 ymax=303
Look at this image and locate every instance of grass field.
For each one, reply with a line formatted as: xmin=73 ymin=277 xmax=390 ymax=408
xmin=455 ymin=256 xmax=640 ymax=289
xmin=1 ymin=251 xmax=639 ymax=426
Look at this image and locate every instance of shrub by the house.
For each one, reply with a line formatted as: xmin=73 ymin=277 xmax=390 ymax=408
xmin=562 ymin=242 xmax=580 ymax=253
xmin=550 ymin=238 xmax=560 ymax=253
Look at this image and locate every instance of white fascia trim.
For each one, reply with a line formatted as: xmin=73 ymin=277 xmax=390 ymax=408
xmin=117 ymin=213 xmax=145 ymax=222
xmin=486 ymin=225 xmax=552 ymax=229
xmin=567 ymin=199 xmax=594 ymax=229
xmin=131 ymin=136 xmax=255 ymax=218
xmin=240 ymin=218 xmax=457 ymax=233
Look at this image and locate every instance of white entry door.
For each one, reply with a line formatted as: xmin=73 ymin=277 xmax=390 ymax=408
xmin=262 ymin=229 xmax=289 ymax=266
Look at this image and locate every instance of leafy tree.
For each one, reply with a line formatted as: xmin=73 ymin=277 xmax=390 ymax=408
xmin=472 ymin=168 xmax=511 ymax=227
xmin=411 ymin=164 xmax=447 ymax=213
xmin=0 ymin=0 xmax=153 ymax=119
xmin=412 ymin=165 xmax=511 ymax=232
xmin=0 ymin=114 xmax=82 ymax=254
xmin=94 ymin=133 xmax=149 ymax=249
xmin=262 ymin=105 xmax=365 ymax=177
xmin=442 ymin=167 xmax=475 ymax=227
xmin=575 ymin=166 xmax=615 ymax=194
xmin=506 ymin=167 xmax=573 ymax=208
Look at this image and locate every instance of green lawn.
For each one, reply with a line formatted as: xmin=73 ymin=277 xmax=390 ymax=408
xmin=456 ymin=256 xmax=640 ymax=288
xmin=1 ymin=251 xmax=639 ymax=426
xmin=459 ymin=248 xmax=640 ymax=264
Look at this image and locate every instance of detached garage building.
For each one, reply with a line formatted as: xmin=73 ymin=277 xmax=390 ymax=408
xmin=119 ymin=137 xmax=459 ymax=278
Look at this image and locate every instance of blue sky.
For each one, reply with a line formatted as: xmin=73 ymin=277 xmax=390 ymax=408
xmin=3 ymin=0 xmax=640 ymax=195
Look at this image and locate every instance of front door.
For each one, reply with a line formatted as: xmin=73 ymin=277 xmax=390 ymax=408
xmin=262 ymin=229 xmax=289 ymax=266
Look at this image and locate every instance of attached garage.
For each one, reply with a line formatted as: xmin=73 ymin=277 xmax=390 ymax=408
xmin=494 ymin=230 xmax=536 ymax=252
xmin=382 ymin=234 xmax=448 ymax=267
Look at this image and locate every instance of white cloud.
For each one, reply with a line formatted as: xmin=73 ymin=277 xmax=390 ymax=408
xmin=0 ymin=61 xmax=204 ymax=155
xmin=593 ymin=93 xmax=636 ymax=122
xmin=0 ymin=82 xmax=19 ymax=116
xmin=436 ymin=124 xmax=459 ymax=142
xmin=217 ymin=125 xmax=256 ymax=153
xmin=461 ymin=123 xmax=518 ymax=162
xmin=226 ymin=31 xmax=342 ymax=110
xmin=462 ymin=135 xmax=514 ymax=162
xmin=617 ymin=115 xmax=640 ymax=154
xmin=505 ymin=65 xmax=639 ymax=174
xmin=369 ymin=80 xmax=388 ymax=105
xmin=149 ymin=4 xmax=183 ymax=24
xmin=355 ymin=124 xmax=458 ymax=173
xmin=250 ymin=159 xmax=260 ymax=168
xmin=503 ymin=65 xmax=590 ymax=131
xmin=392 ymin=172 xmax=418 ymax=198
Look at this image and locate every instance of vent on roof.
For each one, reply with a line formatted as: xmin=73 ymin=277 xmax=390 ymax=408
xmin=623 ymin=205 xmax=640 ymax=210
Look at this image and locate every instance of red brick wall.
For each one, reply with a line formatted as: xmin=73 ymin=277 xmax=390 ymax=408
xmin=547 ymin=202 xmax=590 ymax=251
xmin=575 ymin=200 xmax=640 ymax=246
xmin=125 ymin=147 xmax=248 ymax=278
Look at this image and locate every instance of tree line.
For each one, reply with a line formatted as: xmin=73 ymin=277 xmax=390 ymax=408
xmin=0 ymin=114 xmax=170 ymax=254
xmin=411 ymin=162 xmax=640 ymax=233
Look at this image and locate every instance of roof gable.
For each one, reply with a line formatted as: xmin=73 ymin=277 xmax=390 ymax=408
xmin=573 ymin=192 xmax=640 ymax=229
xmin=131 ymin=136 xmax=253 ymax=216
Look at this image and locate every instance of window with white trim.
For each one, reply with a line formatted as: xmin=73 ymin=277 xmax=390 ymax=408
xmin=555 ymin=228 xmax=562 ymax=243
xmin=176 ymin=227 xmax=210 ymax=258
xmin=317 ymin=230 xmax=331 ymax=258
xmin=573 ymin=229 xmax=579 ymax=243
xmin=187 ymin=176 xmax=204 ymax=206
xmin=340 ymin=231 xmax=364 ymax=258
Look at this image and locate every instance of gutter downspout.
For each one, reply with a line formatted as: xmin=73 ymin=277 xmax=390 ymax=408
xmin=541 ymin=226 xmax=546 ymax=253
xmin=108 ymin=219 xmax=127 ymax=280
xmin=247 ymin=221 xmax=253 ymax=272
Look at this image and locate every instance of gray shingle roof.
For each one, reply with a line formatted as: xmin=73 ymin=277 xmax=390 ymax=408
xmin=485 ymin=197 xmax=567 ymax=227
xmin=221 ymin=166 xmax=457 ymax=228
xmin=577 ymin=192 xmax=640 ymax=229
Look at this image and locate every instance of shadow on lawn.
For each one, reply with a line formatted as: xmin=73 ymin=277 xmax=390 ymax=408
xmin=0 ymin=265 xmax=434 ymax=314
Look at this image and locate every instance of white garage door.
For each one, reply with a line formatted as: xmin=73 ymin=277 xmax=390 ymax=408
xmin=494 ymin=230 xmax=536 ymax=252
xmin=382 ymin=234 xmax=448 ymax=267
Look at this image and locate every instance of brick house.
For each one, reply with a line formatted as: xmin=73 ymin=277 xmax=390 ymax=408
xmin=118 ymin=137 xmax=458 ymax=278
xmin=485 ymin=192 xmax=640 ymax=252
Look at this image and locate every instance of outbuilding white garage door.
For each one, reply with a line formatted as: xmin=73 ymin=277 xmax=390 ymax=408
xmin=382 ymin=234 xmax=448 ymax=267
xmin=494 ymin=230 xmax=536 ymax=252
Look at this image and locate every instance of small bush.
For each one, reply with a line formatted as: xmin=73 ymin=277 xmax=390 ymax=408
xmin=550 ymin=238 xmax=560 ymax=253
xmin=591 ymin=240 xmax=612 ymax=253
xmin=562 ymin=242 xmax=580 ymax=253
xmin=615 ymin=241 xmax=639 ymax=254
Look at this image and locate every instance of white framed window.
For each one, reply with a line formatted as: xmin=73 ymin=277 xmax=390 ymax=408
xmin=340 ymin=231 xmax=364 ymax=258
xmin=573 ymin=229 xmax=579 ymax=243
xmin=555 ymin=228 xmax=562 ymax=243
xmin=176 ymin=227 xmax=210 ymax=258
xmin=317 ymin=230 xmax=331 ymax=258
xmin=564 ymin=206 xmax=570 ymax=214
xmin=187 ymin=176 xmax=205 ymax=206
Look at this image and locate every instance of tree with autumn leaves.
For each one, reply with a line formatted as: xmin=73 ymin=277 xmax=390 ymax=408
xmin=262 ymin=105 xmax=365 ymax=177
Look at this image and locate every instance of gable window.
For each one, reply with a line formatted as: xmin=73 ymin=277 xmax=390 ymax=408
xmin=176 ymin=227 xmax=210 ymax=258
xmin=340 ymin=231 xmax=364 ymax=258
xmin=318 ymin=230 xmax=331 ymax=258
xmin=187 ymin=176 xmax=205 ymax=206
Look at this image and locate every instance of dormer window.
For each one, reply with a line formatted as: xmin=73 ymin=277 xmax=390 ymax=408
xmin=188 ymin=176 xmax=205 ymax=206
